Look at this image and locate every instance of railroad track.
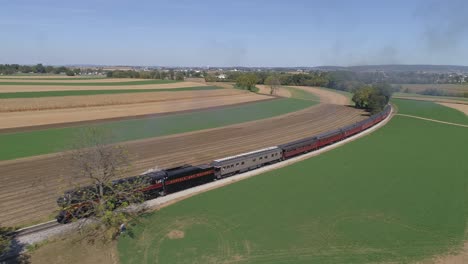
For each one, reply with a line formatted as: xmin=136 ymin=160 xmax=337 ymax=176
xmin=14 ymin=220 xmax=60 ymax=237
xmin=0 ymin=221 xmax=59 ymax=262
xmin=0 ymin=105 xmax=393 ymax=263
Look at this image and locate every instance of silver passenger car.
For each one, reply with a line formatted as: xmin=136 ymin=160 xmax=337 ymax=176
xmin=212 ymin=146 xmax=282 ymax=178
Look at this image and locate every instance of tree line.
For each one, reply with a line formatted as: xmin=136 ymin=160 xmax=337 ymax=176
xmin=107 ymin=69 xmax=204 ymax=80
xmin=0 ymin=64 xmax=81 ymax=76
xmin=230 ymin=71 xmax=396 ymax=113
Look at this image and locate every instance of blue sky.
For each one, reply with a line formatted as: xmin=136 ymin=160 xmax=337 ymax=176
xmin=1 ymin=0 xmax=467 ymax=66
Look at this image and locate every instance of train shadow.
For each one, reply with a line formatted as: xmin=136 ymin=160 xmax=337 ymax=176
xmin=0 ymin=237 xmax=30 ymax=264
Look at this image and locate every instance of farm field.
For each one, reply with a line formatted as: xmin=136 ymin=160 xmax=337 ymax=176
xmin=0 ymin=75 xmax=106 ymax=80
xmin=0 ymin=79 xmax=178 ymax=86
xmin=0 ymin=85 xmax=219 ymax=99
xmin=394 ymin=98 xmax=468 ymax=124
xmin=0 ymin=88 xmax=364 ymax=227
xmin=256 ymin=85 xmax=322 ymax=102
xmin=0 ymin=97 xmax=310 ymax=160
xmin=0 ymin=77 xmax=132 ymax=82
xmin=393 ymin=92 xmax=468 ymax=104
xmin=438 ymin=102 xmax=468 ymax=115
xmin=0 ymin=81 xmax=202 ymax=92
xmin=0 ymin=89 xmax=271 ymax=129
xmin=256 ymin=85 xmax=292 ymax=98
xmin=289 ymin=86 xmax=351 ymax=105
xmin=400 ymin=83 xmax=468 ymax=93
xmin=115 ymin=99 xmax=468 ymax=264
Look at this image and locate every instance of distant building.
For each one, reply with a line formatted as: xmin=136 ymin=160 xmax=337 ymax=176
xmin=217 ymin=74 xmax=226 ymax=79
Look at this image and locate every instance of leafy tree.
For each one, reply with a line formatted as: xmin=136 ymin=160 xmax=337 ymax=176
xmin=65 ymin=70 xmax=75 ymax=76
xmin=45 ymin=66 xmax=55 ymax=73
xmin=352 ymin=85 xmax=374 ymax=108
xmin=368 ymin=93 xmax=387 ymax=114
xmin=236 ymin=73 xmax=258 ymax=91
xmin=73 ymin=68 xmax=81 ymax=75
xmin=33 ymin=63 xmax=46 ymax=73
xmin=168 ymin=70 xmax=175 ymax=80
xmin=352 ymin=83 xmax=393 ymax=113
xmin=175 ymin=72 xmax=185 ymax=81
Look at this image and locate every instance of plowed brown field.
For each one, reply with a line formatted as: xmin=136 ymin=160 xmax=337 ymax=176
xmin=0 ymin=105 xmax=366 ymax=226
xmin=0 ymin=86 xmax=364 ymax=226
xmin=437 ymin=102 xmax=468 ymax=115
xmin=0 ymin=81 xmax=204 ymax=92
xmin=0 ymin=90 xmax=271 ymax=130
xmin=0 ymin=89 xmax=252 ymax=112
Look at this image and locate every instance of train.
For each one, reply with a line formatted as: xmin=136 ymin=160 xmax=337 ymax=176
xmin=56 ymin=105 xmax=391 ymax=223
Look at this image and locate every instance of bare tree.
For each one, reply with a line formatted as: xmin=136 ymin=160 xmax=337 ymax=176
xmin=264 ymin=75 xmax=281 ymax=95
xmin=59 ymin=128 xmax=148 ymax=241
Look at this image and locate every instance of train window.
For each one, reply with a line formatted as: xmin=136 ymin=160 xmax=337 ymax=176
xmin=241 ymin=162 xmax=244 ymax=165
xmin=265 ymin=156 xmax=267 ymax=159
xmin=253 ymin=158 xmax=256 ymax=161
xmin=236 ymin=163 xmax=239 ymax=166
xmin=259 ymin=157 xmax=263 ymax=160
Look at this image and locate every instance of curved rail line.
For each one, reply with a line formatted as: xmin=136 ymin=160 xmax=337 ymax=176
xmin=1 ymin=105 xmax=394 ymax=262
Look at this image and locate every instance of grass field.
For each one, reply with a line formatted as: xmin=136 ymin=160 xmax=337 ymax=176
xmin=0 ymin=79 xmax=178 ymax=86
xmin=400 ymin=83 xmax=468 ymax=93
xmin=0 ymin=86 xmax=220 ymax=98
xmin=395 ymin=93 xmax=468 ymax=101
xmin=286 ymin=86 xmax=320 ymax=101
xmin=394 ymin=98 xmax=468 ymax=124
xmin=0 ymin=98 xmax=315 ymax=160
xmin=118 ymin=100 xmax=468 ymax=263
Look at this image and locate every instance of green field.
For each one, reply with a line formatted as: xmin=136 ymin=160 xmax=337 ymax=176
xmin=0 ymin=86 xmax=220 ymax=98
xmin=394 ymin=92 xmax=468 ymax=102
xmin=118 ymin=100 xmax=468 ymax=263
xmin=400 ymin=83 xmax=468 ymax=92
xmin=0 ymin=98 xmax=315 ymax=160
xmin=394 ymin=98 xmax=468 ymax=125
xmin=286 ymin=86 xmax=320 ymax=101
xmin=0 ymin=79 xmax=178 ymax=86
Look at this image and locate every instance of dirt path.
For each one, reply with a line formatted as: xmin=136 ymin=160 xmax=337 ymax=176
xmin=396 ymin=114 xmax=468 ymax=128
xmin=0 ymin=81 xmax=205 ymax=92
xmin=437 ymin=102 xmax=468 ymax=115
xmin=0 ymin=92 xmax=271 ymax=130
